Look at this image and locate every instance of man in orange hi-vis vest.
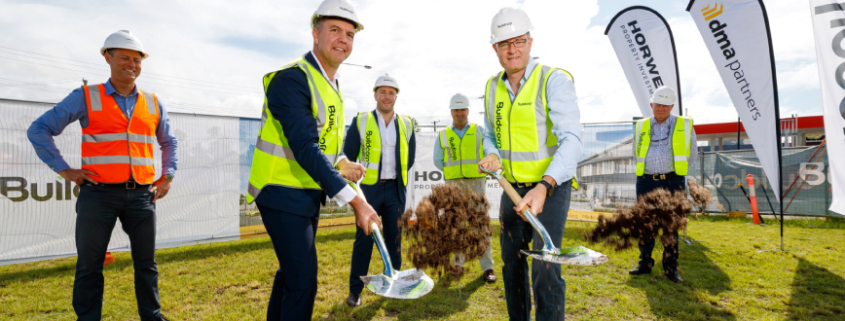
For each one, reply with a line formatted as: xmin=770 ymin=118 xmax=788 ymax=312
xmin=27 ymin=30 xmax=177 ymax=321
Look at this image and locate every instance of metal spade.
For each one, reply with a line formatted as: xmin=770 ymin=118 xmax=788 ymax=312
xmin=349 ymin=180 xmax=435 ymax=299
xmin=479 ymin=167 xmax=609 ymax=266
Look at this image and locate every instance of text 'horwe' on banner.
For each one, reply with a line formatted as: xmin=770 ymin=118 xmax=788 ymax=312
xmin=404 ymin=132 xmax=503 ymax=220
xmin=809 ymin=1 xmax=845 ymax=215
xmin=687 ymin=0 xmax=782 ymax=201
xmin=605 ymin=6 xmax=682 ymax=118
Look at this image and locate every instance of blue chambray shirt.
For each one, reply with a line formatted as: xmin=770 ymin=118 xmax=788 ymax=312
xmin=639 ymin=114 xmax=698 ymax=175
xmin=481 ymin=57 xmax=583 ymax=185
xmin=26 ymin=79 xmax=178 ymax=177
xmin=433 ymin=123 xmax=471 ymax=171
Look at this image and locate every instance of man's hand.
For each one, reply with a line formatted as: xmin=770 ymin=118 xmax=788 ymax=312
xmin=337 ymin=158 xmax=365 ymax=182
xmin=349 ymin=195 xmax=381 ymax=235
xmin=58 ymin=168 xmax=99 ymax=186
xmin=148 ymin=176 xmax=172 ymax=203
xmin=514 ymin=176 xmax=556 ymax=221
xmin=478 ymin=154 xmax=502 ymax=173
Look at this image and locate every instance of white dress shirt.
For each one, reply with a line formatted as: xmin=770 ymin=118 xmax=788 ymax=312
xmin=377 ymin=112 xmax=397 ymax=180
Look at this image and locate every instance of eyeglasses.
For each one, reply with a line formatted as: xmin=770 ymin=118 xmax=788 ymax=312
xmin=496 ymin=38 xmax=529 ymax=50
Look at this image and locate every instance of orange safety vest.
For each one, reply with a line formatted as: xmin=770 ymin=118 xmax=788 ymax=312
xmin=81 ymin=84 xmax=159 ymax=184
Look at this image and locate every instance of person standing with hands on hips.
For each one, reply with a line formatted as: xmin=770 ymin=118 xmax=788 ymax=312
xmin=477 ymin=7 xmax=582 ymax=321
xmin=244 ymin=0 xmax=380 ymax=319
xmin=27 ymin=30 xmax=177 ymax=321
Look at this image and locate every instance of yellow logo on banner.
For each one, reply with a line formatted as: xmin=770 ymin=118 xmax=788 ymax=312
xmin=701 ymin=3 xmax=724 ymax=21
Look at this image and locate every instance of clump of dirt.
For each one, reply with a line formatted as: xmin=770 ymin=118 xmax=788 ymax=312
xmin=586 ymin=182 xmax=719 ymax=251
xmin=688 ymin=180 xmax=725 ymax=216
xmin=400 ymin=184 xmax=491 ymax=280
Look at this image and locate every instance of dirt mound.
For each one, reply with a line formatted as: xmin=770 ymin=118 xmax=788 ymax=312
xmin=586 ymin=181 xmax=721 ymax=251
xmin=400 ymin=184 xmax=491 ymax=280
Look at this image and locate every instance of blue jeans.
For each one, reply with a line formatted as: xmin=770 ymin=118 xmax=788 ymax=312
xmin=257 ymin=203 xmax=320 ymax=321
xmin=500 ymin=180 xmax=572 ymax=321
xmin=349 ymin=179 xmax=404 ymax=294
xmin=73 ymin=182 xmax=160 ymax=321
xmin=635 ymin=175 xmax=685 ymax=273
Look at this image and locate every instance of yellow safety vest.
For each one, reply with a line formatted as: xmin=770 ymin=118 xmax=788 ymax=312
xmin=438 ymin=123 xmax=485 ymax=179
xmin=357 ymin=112 xmax=413 ymax=186
xmin=484 ymin=64 xmax=578 ymax=189
xmin=246 ymin=57 xmax=344 ymax=203
xmin=634 ymin=116 xmax=693 ymax=176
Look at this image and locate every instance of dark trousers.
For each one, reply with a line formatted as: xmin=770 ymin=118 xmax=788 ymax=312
xmin=349 ymin=179 xmax=404 ymax=294
xmin=500 ymin=180 xmax=572 ymax=321
xmin=73 ymin=182 xmax=160 ymax=321
xmin=257 ymin=203 xmax=320 ymax=321
xmin=635 ymin=175 xmax=685 ymax=273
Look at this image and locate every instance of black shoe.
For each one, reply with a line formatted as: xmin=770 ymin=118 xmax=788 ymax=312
xmin=666 ymin=270 xmax=684 ymax=283
xmin=346 ymin=292 xmax=362 ymax=307
xmin=144 ymin=314 xmax=169 ymax=321
xmin=628 ymin=265 xmax=652 ymax=275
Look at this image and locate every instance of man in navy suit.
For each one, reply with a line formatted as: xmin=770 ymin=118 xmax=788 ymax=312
xmin=344 ymin=73 xmax=416 ymax=307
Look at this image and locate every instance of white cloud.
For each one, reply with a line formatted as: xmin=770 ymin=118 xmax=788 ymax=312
xmin=0 ymin=0 xmax=826 ymax=126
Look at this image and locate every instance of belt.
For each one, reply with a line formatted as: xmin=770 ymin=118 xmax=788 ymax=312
xmin=96 ymin=181 xmax=149 ymax=189
xmin=639 ymin=172 xmax=679 ymax=181
xmin=511 ymin=181 xmax=539 ymax=189
xmin=379 ymin=179 xmax=395 ymax=182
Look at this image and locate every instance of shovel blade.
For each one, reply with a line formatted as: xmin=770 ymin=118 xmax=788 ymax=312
xmin=361 ymin=268 xmax=434 ymax=299
xmin=522 ymin=246 xmax=609 ymax=266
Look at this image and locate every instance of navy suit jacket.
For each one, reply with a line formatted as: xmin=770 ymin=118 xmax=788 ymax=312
xmin=254 ymin=52 xmax=349 ymax=217
xmin=343 ymin=111 xmax=416 ymax=206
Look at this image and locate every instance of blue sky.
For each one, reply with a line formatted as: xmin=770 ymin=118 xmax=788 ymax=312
xmin=0 ymin=0 xmax=823 ymax=126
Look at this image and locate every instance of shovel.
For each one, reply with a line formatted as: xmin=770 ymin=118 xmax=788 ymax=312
xmin=479 ymin=167 xmax=609 ymax=266
xmin=349 ymin=180 xmax=435 ymax=299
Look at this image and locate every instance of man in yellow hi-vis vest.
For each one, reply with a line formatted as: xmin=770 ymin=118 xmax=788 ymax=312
xmin=477 ymin=7 xmax=583 ymax=321
xmin=245 ymin=1 xmax=380 ymax=319
xmin=434 ymin=93 xmax=496 ymax=283
xmin=343 ymin=73 xmax=416 ymax=307
xmin=629 ymin=86 xmax=697 ymax=283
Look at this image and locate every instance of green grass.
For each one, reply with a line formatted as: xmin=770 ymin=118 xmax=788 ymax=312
xmin=1 ymin=218 xmax=844 ymax=320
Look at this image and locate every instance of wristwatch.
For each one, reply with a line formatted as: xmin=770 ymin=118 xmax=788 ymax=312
xmin=165 ymin=174 xmax=174 ymax=181
xmin=538 ymin=180 xmax=554 ymax=197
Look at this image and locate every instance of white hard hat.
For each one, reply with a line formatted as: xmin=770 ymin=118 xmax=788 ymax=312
xmin=449 ymin=93 xmax=470 ymax=110
xmin=490 ymin=7 xmax=534 ymax=44
xmin=373 ymin=73 xmax=399 ymax=93
xmin=100 ymin=30 xmax=148 ymax=59
xmin=650 ymin=86 xmax=676 ymax=105
xmin=311 ymin=0 xmax=364 ymax=33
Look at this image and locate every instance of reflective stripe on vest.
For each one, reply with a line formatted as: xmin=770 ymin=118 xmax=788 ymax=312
xmin=634 ymin=116 xmax=693 ymax=176
xmin=439 ymin=123 xmax=485 ymax=179
xmin=483 ymin=64 xmax=578 ymax=190
xmin=357 ymin=112 xmax=413 ymax=186
xmin=246 ymin=57 xmax=345 ymax=203
xmin=81 ymin=84 xmax=159 ymax=184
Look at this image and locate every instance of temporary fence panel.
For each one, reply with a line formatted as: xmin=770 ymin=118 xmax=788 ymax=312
xmin=0 ymin=99 xmax=240 ymax=265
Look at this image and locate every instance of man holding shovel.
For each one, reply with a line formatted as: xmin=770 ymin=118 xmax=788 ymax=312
xmin=628 ymin=86 xmax=697 ymax=283
xmin=343 ymin=73 xmax=417 ymax=307
xmin=433 ymin=93 xmax=496 ymax=283
xmin=245 ymin=0 xmax=380 ymax=319
xmin=477 ymin=7 xmax=582 ymax=321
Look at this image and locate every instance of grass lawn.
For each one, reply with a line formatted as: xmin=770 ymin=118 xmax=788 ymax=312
xmin=1 ymin=217 xmax=844 ymax=320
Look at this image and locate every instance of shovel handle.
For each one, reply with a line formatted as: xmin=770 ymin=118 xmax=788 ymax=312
xmin=493 ymin=173 xmax=559 ymax=255
xmin=370 ymin=220 xmax=394 ymax=278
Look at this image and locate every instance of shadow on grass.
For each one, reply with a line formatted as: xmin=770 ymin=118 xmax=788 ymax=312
xmin=626 ymin=242 xmax=735 ymax=320
xmin=0 ymin=229 xmax=357 ymax=287
xmin=786 ymin=258 xmax=845 ymax=320
xmin=320 ymin=275 xmax=486 ymax=321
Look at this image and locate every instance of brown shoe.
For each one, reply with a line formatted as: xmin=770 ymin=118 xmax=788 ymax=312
xmin=483 ymin=269 xmax=496 ymax=283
